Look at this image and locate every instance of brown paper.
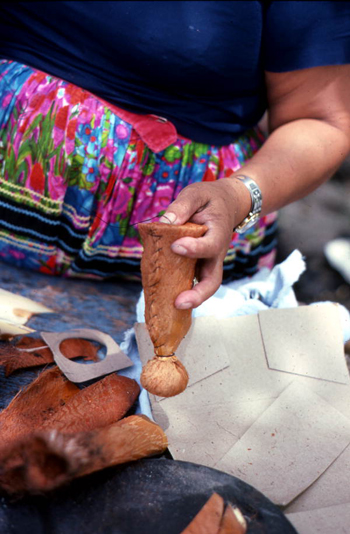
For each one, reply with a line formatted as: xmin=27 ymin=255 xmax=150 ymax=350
xmin=153 ymin=377 xmax=274 ymax=468
xmin=135 ymin=317 xmax=229 ymax=392
xmin=215 ymin=381 xmax=350 ymax=506
xmin=41 ymin=329 xmax=133 ymax=383
xmin=135 ymin=302 xmax=350 ymax=509
xmin=259 ymin=303 xmax=349 ymax=384
xmin=286 ymin=503 xmax=350 ymax=534
xmin=285 ymin=443 xmax=350 ymax=513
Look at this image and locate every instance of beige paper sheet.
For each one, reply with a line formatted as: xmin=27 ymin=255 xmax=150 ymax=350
xmin=155 ymin=367 xmax=275 ymax=467
xmin=286 ymin=503 xmax=350 ymax=534
xmin=135 ymin=316 xmax=229 ymax=389
xmin=285 ymin=443 xmax=350 ymax=513
xmin=151 ymin=315 xmax=292 ymax=467
xmin=259 ymin=304 xmax=349 ymax=384
xmin=41 ymin=329 xmax=133 ymax=383
xmin=215 ymin=381 xmax=350 ymax=506
xmin=136 ymin=303 xmax=350 ymax=510
xmin=217 ymin=315 xmax=292 ymax=402
xmin=293 ymin=376 xmax=350 ymax=421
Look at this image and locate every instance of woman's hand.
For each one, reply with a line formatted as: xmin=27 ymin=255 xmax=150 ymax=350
xmin=160 ymin=64 xmax=350 ymax=311
xmin=159 ymin=177 xmax=252 ymax=310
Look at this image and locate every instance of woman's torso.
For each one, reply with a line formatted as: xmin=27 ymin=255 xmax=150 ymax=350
xmin=0 ymin=0 xmax=268 ymax=145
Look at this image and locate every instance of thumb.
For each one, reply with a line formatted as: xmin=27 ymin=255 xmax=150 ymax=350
xmin=159 ymin=185 xmax=207 ymax=225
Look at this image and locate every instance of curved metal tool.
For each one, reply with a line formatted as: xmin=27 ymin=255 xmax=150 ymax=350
xmin=41 ymin=329 xmax=133 ymax=383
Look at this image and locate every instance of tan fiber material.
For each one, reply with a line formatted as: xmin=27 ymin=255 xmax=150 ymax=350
xmin=138 ymin=222 xmax=207 ymax=397
xmin=180 ymin=493 xmax=224 ymax=534
xmin=138 ymin=222 xmax=206 ymax=356
xmin=0 ymin=368 xmax=140 ymax=447
xmin=41 ymin=329 xmax=133 ymax=383
xmin=0 ymin=336 xmax=99 ymax=376
xmin=218 ymin=504 xmax=247 ymax=534
xmin=0 ymin=415 xmax=168 ymax=495
xmin=40 ymin=373 xmax=140 ymax=434
xmin=0 ymin=367 xmax=79 ymax=447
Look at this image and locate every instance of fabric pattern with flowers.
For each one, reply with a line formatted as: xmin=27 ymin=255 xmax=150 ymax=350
xmin=0 ymin=59 xmax=277 ymax=281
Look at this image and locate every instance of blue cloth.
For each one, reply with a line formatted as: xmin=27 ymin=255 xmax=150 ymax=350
xmin=0 ymin=1 xmax=349 ymax=145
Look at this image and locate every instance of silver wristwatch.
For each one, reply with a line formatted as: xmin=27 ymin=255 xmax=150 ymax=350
xmin=234 ymin=175 xmax=263 ymax=234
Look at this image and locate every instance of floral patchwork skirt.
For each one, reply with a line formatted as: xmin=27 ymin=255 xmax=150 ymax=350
xmin=0 ymin=59 xmax=277 ymax=281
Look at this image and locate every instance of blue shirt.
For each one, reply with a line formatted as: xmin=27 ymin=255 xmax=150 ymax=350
xmin=0 ymin=1 xmax=350 ymax=145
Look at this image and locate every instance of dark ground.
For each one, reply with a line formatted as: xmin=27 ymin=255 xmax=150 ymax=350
xmin=276 ymin=155 xmax=350 ymax=369
xmin=276 ymin=155 xmax=350 ymax=309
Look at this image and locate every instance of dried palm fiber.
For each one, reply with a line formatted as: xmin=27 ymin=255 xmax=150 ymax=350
xmin=40 ymin=372 xmax=140 ymax=433
xmin=0 ymin=367 xmax=140 ymax=447
xmin=218 ymin=504 xmax=247 ymax=534
xmin=181 ymin=493 xmax=247 ymax=534
xmin=0 ymin=415 xmax=168 ymax=495
xmin=138 ymin=222 xmax=207 ymax=397
xmin=0 ymin=336 xmax=99 ymax=376
xmin=0 ymin=367 xmax=79 ymax=447
xmin=180 ymin=493 xmax=224 ymax=534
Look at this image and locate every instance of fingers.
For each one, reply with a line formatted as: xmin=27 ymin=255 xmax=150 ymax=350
xmin=174 ymin=259 xmax=223 ymax=309
xmin=157 ymin=181 xmax=236 ymax=308
xmin=171 ymin=218 xmax=232 ymax=260
xmin=171 ymin=235 xmax=216 ymax=259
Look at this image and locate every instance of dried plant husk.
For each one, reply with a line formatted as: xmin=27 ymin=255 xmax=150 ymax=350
xmin=0 ymin=415 xmax=168 ymax=495
xmin=0 ymin=287 xmax=53 ymax=326
xmin=181 ymin=493 xmax=247 ymax=534
xmin=138 ymin=222 xmax=206 ymax=397
xmin=0 ymin=320 xmax=35 ymax=340
xmin=40 ymin=372 xmax=140 ymax=434
xmin=140 ymin=355 xmax=188 ymax=397
xmin=0 ymin=367 xmax=79 ymax=447
xmin=139 ymin=222 xmax=206 ymax=357
xmin=180 ymin=492 xmax=225 ymax=534
xmin=0 ymin=336 xmax=99 ymax=376
xmin=0 ymin=368 xmax=140 ymax=448
xmin=218 ymin=504 xmax=247 ymax=534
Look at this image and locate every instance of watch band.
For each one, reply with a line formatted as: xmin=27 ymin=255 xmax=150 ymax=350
xmin=234 ymin=175 xmax=263 ymax=234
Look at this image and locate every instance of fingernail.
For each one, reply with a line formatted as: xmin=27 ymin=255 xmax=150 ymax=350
xmin=159 ymin=212 xmax=177 ymax=224
xmin=171 ymin=244 xmax=187 ymax=255
xmin=177 ymin=302 xmax=193 ymax=310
